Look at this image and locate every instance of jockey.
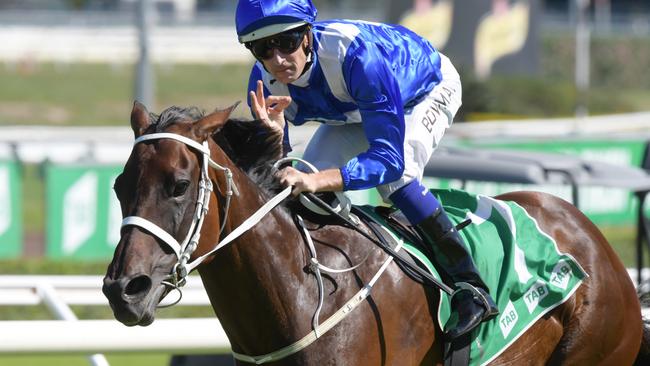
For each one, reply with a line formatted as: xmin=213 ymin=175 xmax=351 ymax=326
xmin=235 ymin=0 xmax=498 ymax=340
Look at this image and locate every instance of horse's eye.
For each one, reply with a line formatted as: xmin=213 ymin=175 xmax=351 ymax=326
xmin=172 ymin=180 xmax=190 ymax=197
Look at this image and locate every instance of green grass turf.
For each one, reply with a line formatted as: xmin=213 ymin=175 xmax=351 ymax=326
xmin=0 ymin=354 xmax=173 ymax=366
xmin=0 ymin=62 xmax=252 ymax=126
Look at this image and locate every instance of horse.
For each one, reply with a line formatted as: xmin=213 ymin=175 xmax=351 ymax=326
xmin=103 ymin=102 xmax=650 ymax=365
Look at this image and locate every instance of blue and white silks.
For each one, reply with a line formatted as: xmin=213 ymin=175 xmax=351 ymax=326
xmin=246 ymin=19 xmax=453 ymax=192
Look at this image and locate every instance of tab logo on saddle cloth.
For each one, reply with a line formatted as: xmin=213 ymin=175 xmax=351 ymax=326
xmin=499 ymin=301 xmax=519 ymax=338
xmin=523 ymin=281 xmax=550 ymax=314
xmin=550 ymin=260 xmax=574 ymax=290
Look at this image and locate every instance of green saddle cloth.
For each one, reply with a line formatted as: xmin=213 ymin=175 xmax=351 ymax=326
xmin=363 ymin=189 xmax=588 ymax=365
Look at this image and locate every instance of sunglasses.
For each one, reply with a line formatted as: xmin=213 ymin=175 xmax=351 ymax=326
xmin=245 ymin=26 xmax=309 ymax=60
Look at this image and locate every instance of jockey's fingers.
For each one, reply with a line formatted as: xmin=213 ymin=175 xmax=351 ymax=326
xmin=277 ymin=168 xmax=303 ymax=186
xmin=275 ymin=168 xmax=292 ymax=185
xmin=278 ymin=166 xmax=298 ymax=175
xmin=256 ymin=80 xmax=265 ymax=102
xmin=249 ymin=91 xmax=264 ymax=117
xmin=291 ymin=186 xmax=303 ymax=196
xmin=249 ymin=91 xmax=258 ymax=107
xmin=276 ymin=169 xmax=309 ymax=196
xmin=266 ymin=105 xmax=281 ymax=114
xmin=287 ymin=177 xmax=307 ymax=196
xmin=250 ymin=81 xmax=266 ymax=111
xmin=266 ymin=96 xmax=291 ymax=110
xmin=278 ymin=95 xmax=292 ymax=105
xmin=284 ymin=170 xmax=299 ymax=182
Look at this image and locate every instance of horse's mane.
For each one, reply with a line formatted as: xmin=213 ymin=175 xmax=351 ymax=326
xmin=212 ymin=117 xmax=284 ymax=192
xmin=150 ymin=106 xmax=283 ymax=192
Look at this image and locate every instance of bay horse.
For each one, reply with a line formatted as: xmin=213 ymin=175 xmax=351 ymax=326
xmin=103 ymin=102 xmax=650 ymax=365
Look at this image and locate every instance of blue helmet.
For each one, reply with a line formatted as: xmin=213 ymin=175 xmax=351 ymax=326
xmin=236 ymin=0 xmax=318 ymax=43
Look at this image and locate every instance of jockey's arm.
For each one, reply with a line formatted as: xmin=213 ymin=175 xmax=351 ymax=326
xmin=273 ymin=43 xmax=406 ymax=196
xmin=338 ymin=42 xmax=406 ymax=191
xmin=277 ymin=167 xmax=343 ymax=196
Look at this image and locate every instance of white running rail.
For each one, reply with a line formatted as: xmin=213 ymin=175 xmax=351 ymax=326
xmin=0 ymin=275 xmax=209 ymax=306
xmin=0 ymin=271 xmax=648 ymax=359
xmin=0 ymin=275 xmax=225 ymax=364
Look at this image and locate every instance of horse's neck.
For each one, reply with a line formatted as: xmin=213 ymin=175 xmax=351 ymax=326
xmin=200 ymin=156 xmax=311 ymax=352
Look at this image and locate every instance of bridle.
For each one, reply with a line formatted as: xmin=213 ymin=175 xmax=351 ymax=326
xmin=120 ymin=132 xmax=291 ymax=303
xmin=121 ymin=133 xmax=232 ymax=293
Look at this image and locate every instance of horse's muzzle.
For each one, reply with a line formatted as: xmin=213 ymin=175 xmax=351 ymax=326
xmin=102 ymin=274 xmax=157 ymax=326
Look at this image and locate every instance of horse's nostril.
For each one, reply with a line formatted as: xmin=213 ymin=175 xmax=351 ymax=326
xmin=124 ymin=275 xmax=152 ymax=298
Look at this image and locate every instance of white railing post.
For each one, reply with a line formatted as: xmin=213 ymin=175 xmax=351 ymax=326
xmin=37 ymin=283 xmax=110 ymax=366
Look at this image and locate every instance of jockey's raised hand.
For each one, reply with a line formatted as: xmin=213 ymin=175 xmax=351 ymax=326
xmin=250 ymin=80 xmax=290 ymax=137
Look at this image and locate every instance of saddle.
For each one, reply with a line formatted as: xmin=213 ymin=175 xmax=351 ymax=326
xmin=290 ymin=191 xmax=447 ymax=288
xmin=358 ymin=206 xmax=444 ymax=286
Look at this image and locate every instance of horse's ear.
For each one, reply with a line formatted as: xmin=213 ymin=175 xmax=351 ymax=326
xmin=194 ymin=102 xmax=240 ymax=140
xmin=131 ymin=101 xmax=152 ymax=138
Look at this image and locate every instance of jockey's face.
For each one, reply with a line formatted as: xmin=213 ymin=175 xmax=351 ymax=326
xmin=259 ymin=32 xmax=310 ymax=84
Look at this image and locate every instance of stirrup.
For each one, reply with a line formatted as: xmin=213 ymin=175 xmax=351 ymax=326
xmin=451 ymin=282 xmax=497 ymax=320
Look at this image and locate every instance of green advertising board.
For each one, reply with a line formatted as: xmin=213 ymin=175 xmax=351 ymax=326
xmin=463 ymin=138 xmax=648 ymax=226
xmin=0 ymin=160 xmax=22 ymax=258
xmin=46 ymin=164 xmax=123 ymax=259
xmin=43 ymin=138 xmax=646 ymax=259
xmin=344 ymin=138 xmax=648 ymax=227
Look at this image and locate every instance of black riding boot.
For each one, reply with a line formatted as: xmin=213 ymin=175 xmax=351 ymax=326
xmin=415 ymin=207 xmax=499 ymax=340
